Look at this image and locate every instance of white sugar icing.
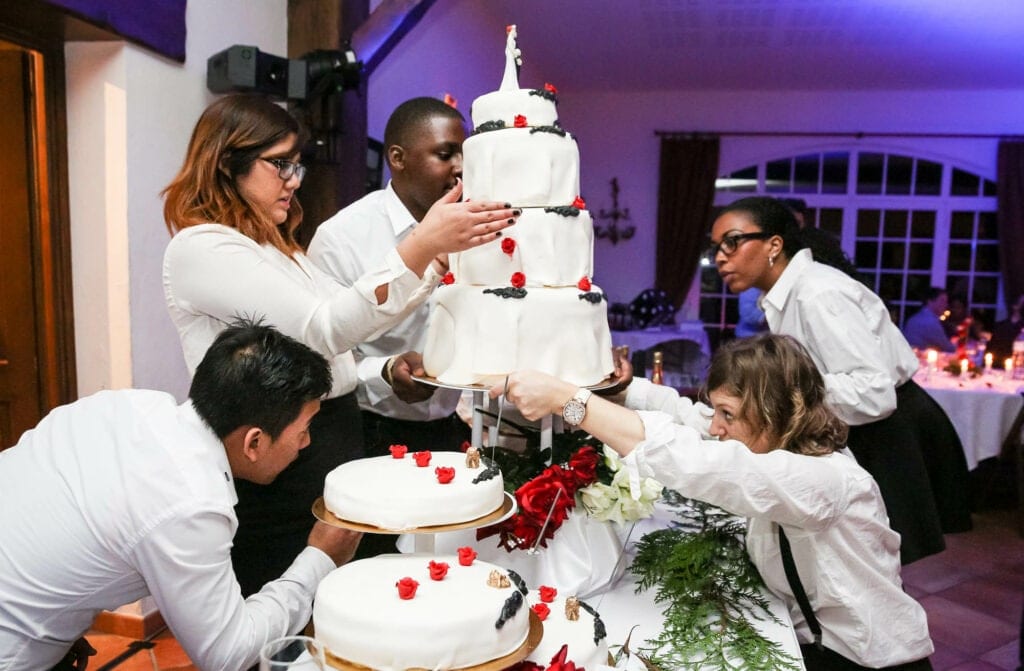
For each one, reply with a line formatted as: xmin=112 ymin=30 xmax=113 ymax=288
xmin=470 ymin=88 xmax=559 ymax=129
xmin=313 ymin=554 xmax=531 ymax=670
xmin=323 ymin=451 xmax=504 ymax=530
xmin=527 ymin=590 xmax=609 ymax=670
xmin=462 ymin=128 xmax=580 ymax=207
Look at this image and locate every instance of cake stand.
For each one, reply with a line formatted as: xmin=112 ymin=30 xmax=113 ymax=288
xmin=312 ymin=492 xmax=516 ymax=553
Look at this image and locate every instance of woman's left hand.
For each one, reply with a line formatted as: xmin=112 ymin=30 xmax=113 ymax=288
xmin=490 ymin=371 xmax=576 ymax=421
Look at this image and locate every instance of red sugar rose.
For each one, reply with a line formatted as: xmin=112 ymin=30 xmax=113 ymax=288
xmin=396 ymin=577 xmax=419 ymax=600
xmin=457 ymin=546 xmax=477 ymax=566
xmin=441 ymin=272 xmax=455 ymax=285
xmin=510 ymin=272 xmax=526 ymax=288
xmin=532 ymin=602 xmax=551 ymax=621
xmin=501 ymin=237 xmax=516 ymax=256
xmin=413 ymin=451 xmax=432 ymax=467
xmin=539 ymin=585 xmax=558 ymax=603
xmin=514 ymin=114 xmax=528 ymax=128
xmin=577 ymin=277 xmax=591 ymax=291
xmin=428 ymin=560 xmax=449 ymax=581
xmin=460 ymin=440 xmax=472 ymax=453
xmin=544 ymin=82 xmax=558 ymax=94
xmin=435 ymin=466 xmax=455 ymax=484
xmin=389 ymin=444 xmax=408 ymax=459
xmin=571 ymin=196 xmax=586 ymax=209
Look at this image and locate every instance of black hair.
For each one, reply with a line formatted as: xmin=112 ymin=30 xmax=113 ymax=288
xmin=921 ymin=286 xmax=948 ymax=304
xmin=384 ymin=96 xmax=465 ymax=149
xmin=189 ymin=318 xmax=332 ymax=439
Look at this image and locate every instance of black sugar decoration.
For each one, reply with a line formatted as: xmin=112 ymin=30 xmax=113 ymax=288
xmin=495 ymin=590 xmax=524 ymax=629
xmin=472 ymin=457 xmax=501 ymax=484
xmin=545 ymin=205 xmax=582 ymax=218
xmin=529 ymin=124 xmax=567 ymax=138
xmin=506 ymin=569 xmax=528 ymax=595
xmin=578 ymin=291 xmax=607 ymax=304
xmin=579 ymin=600 xmax=608 ymax=643
xmin=473 ymin=120 xmax=507 ymax=135
xmin=529 ymin=88 xmax=558 ymax=104
xmin=483 ymin=287 xmax=528 ymax=299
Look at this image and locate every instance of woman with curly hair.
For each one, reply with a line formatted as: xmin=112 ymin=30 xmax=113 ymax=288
xmin=498 ymin=334 xmax=933 ymax=670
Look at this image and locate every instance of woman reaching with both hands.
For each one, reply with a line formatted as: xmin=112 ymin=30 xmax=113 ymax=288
xmin=495 ymin=334 xmax=934 ymax=670
xmin=162 ymin=93 xmax=518 ymax=596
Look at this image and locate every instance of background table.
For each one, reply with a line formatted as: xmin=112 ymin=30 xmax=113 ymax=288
xmin=914 ymin=370 xmax=1024 ymax=470
xmin=610 ymin=321 xmax=711 ymax=359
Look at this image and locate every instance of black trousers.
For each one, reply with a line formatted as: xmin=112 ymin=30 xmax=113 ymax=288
xmin=846 ymin=380 xmax=972 ymax=565
xmin=231 ymin=392 xmax=363 ymax=597
xmin=355 ymin=410 xmax=472 ymax=558
xmin=801 ymin=645 xmax=933 ymax=671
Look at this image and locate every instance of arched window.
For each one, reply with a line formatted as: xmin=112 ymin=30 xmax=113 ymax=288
xmin=700 ymin=149 xmax=998 ymax=343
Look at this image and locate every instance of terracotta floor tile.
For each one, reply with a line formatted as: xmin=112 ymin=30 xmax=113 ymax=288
xmin=919 ymin=594 xmax=1020 ymax=657
xmin=978 ymin=639 xmax=1022 ymax=671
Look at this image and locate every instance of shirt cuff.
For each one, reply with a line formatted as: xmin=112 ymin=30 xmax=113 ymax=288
xmin=357 ymin=354 xmax=394 ymax=406
xmin=352 ymin=247 xmax=422 ymax=311
xmin=622 ymin=411 xmax=676 ymax=499
xmin=624 ymin=377 xmax=653 ymax=410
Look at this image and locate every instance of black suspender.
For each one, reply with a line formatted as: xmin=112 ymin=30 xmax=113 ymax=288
xmin=778 ymin=525 xmax=824 ymax=651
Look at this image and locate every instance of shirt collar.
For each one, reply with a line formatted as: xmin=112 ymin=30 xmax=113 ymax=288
xmin=384 ymin=181 xmax=418 ymax=238
xmin=762 ymin=247 xmax=813 ymax=316
xmin=181 ymin=400 xmax=238 ymax=505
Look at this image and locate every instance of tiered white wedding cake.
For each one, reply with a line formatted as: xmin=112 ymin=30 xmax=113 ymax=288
xmin=422 ymin=25 xmax=614 ymax=388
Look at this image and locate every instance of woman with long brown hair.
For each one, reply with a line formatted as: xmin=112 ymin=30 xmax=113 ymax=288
xmin=162 ymin=93 xmax=517 ymax=595
xmin=498 ymin=334 xmax=934 ymax=670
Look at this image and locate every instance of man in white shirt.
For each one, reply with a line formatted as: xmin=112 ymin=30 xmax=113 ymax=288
xmin=0 ymin=321 xmax=361 ymax=671
xmin=308 ymin=97 xmax=473 ymax=458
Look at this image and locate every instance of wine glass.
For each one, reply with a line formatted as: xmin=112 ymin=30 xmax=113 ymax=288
xmin=259 ymin=635 xmax=326 ymax=671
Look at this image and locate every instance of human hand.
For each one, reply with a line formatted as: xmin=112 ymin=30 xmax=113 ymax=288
xmin=490 ymin=371 xmax=576 ymax=421
xmin=308 ymin=522 xmax=362 ymax=566
xmin=596 ymin=346 xmax=633 ymax=396
xmin=411 ymin=180 xmax=520 ymax=258
xmin=388 ymin=351 xmax=436 ymax=403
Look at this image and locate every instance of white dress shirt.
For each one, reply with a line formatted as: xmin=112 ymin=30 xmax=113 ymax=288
xmin=620 ymin=397 xmax=934 ymax=668
xmin=0 ymin=390 xmax=336 ymax=671
xmin=163 ymin=223 xmax=440 ymax=399
xmin=308 ymin=184 xmax=461 ymax=420
xmin=762 ymin=249 xmax=920 ymax=426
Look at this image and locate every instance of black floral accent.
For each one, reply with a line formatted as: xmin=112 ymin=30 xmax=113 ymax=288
xmin=578 ymin=600 xmax=608 ymax=643
xmin=545 ymin=205 xmax=582 ymax=217
xmin=484 ymin=287 xmax=528 ymax=299
xmin=529 ymin=124 xmax=567 ymax=138
xmin=529 ymin=88 xmax=558 ymax=104
xmin=473 ymin=457 xmax=501 ymax=484
xmin=506 ymin=569 xmax=529 ymax=595
xmin=473 ymin=120 xmax=506 ymax=135
xmin=495 ymin=590 xmax=524 ymax=629
xmin=578 ymin=291 xmax=607 ymax=304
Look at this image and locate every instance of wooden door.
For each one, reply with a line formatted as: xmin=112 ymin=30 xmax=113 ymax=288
xmin=0 ymin=50 xmax=43 ymax=448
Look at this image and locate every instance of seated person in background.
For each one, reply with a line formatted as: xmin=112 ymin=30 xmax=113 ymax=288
xmin=496 ymin=334 xmax=934 ymax=670
xmin=988 ymin=292 xmax=1024 ymax=364
xmin=903 ymin=287 xmax=955 ymax=352
xmin=0 ymin=321 xmax=362 ymax=671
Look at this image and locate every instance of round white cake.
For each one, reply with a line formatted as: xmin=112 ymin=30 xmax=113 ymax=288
xmin=323 ymin=451 xmax=505 ymax=530
xmin=313 ymin=554 xmax=533 ymax=670
xmin=526 ymin=588 xmax=609 ymax=669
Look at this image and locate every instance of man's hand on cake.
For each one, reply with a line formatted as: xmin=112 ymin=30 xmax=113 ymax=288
xmin=492 ymin=371 xmax=575 ymax=421
xmin=388 ymin=351 xmax=436 ymax=403
xmin=308 ymin=522 xmax=362 ymax=566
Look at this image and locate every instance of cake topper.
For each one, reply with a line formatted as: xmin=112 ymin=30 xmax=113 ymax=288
xmin=500 ymin=24 xmax=522 ymax=92
xmin=465 ymin=446 xmax=481 ymax=468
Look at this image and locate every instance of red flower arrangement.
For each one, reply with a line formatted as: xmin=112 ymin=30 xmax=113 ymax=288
xmin=501 ymin=237 xmax=517 ymax=257
xmin=509 ymin=644 xmax=578 ymax=671
xmin=510 ymin=272 xmax=526 ymax=289
xmin=477 ymin=445 xmax=600 ymax=551
xmin=441 ymin=272 xmax=455 ymax=285
xmin=514 ymin=114 xmax=528 ymax=128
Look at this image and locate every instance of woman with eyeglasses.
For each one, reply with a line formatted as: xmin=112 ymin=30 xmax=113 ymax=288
xmin=161 ymin=94 xmax=517 ymax=595
xmin=706 ymin=196 xmax=971 ymax=565
xmin=496 ymin=334 xmax=934 ymax=670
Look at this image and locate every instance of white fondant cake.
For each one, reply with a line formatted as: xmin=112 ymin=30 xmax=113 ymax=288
xmin=527 ymin=589 xmax=609 ymax=670
xmin=423 ymin=25 xmax=614 ymax=387
xmin=314 ymin=554 xmax=532 ymax=670
xmin=323 ymin=451 xmax=504 ymax=530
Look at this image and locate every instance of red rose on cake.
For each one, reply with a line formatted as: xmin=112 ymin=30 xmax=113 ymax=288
xmin=514 ymin=114 xmax=528 ymax=128
xmin=577 ymin=276 xmax=591 ymax=292
xmin=501 ymin=237 xmax=516 ymax=257
xmin=396 ymin=577 xmax=419 ymax=600
xmin=539 ymin=585 xmax=558 ymax=603
xmin=441 ymin=271 xmax=455 ymax=285
xmin=413 ymin=450 xmax=432 ymax=467
xmin=457 ymin=546 xmax=478 ymax=566
xmin=427 ymin=560 xmax=449 ymax=581
xmin=531 ymin=602 xmax=551 ymax=621
xmin=510 ymin=272 xmax=526 ymax=288
xmin=389 ymin=444 xmax=408 ymax=459
xmin=435 ymin=466 xmax=455 ymax=484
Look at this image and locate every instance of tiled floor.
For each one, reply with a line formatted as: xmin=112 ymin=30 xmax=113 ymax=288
xmin=87 ymin=509 xmax=1024 ymax=670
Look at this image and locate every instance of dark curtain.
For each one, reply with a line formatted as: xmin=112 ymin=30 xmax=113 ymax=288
xmin=997 ymin=141 xmax=1024 ymax=308
xmin=42 ymin=0 xmax=186 ymax=62
xmin=655 ymin=135 xmax=720 ymax=309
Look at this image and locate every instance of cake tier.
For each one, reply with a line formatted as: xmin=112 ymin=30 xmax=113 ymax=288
xmin=470 ymin=88 xmax=558 ymax=129
xmin=422 ymin=284 xmax=614 ymax=387
xmin=462 ymin=127 xmax=579 ymax=206
xmin=314 ymin=554 xmax=531 ymax=671
xmin=450 ymin=208 xmax=593 ymax=287
xmin=526 ymin=590 xmax=609 ymax=670
xmin=323 ymin=451 xmax=505 ymax=530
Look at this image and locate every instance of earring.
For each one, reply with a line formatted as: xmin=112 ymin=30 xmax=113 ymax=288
xmin=768 ymin=255 xmax=776 ymax=268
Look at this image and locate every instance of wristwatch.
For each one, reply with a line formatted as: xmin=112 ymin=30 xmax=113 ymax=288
xmin=561 ymin=388 xmax=592 ymax=426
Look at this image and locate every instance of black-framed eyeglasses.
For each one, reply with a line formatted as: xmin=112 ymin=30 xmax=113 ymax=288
xmin=704 ymin=232 xmax=770 ymax=259
xmin=261 ymin=157 xmax=307 ymax=182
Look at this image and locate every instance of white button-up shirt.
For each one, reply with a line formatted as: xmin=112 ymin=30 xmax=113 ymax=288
xmin=621 ymin=396 xmax=934 ymax=668
xmin=762 ymin=248 xmax=920 ymax=426
xmin=308 ymin=184 xmax=461 ymax=420
xmin=163 ymin=223 xmax=440 ymax=399
xmin=0 ymin=390 xmax=335 ymax=671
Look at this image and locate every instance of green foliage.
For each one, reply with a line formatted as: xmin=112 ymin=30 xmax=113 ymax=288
xmin=627 ymin=495 xmax=802 ymax=670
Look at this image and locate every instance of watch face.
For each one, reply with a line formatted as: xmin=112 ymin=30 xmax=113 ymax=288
xmin=563 ymin=399 xmax=586 ymax=425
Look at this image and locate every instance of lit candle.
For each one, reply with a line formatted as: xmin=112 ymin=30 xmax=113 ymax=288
xmin=960 ymin=359 xmax=968 ymax=376
xmin=926 ymin=349 xmax=938 ymax=366
xmin=984 ymin=352 xmax=993 ymax=373
xmin=1006 ymin=358 xmax=1014 ymax=378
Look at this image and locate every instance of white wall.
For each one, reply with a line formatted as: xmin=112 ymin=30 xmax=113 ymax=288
xmin=365 ymin=7 xmax=1024 ymax=313
xmin=65 ymin=0 xmax=288 ymax=400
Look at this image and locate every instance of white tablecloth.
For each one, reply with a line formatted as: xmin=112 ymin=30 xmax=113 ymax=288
xmin=610 ymin=322 xmax=711 ymax=358
xmin=915 ymin=369 xmax=1024 ymax=470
